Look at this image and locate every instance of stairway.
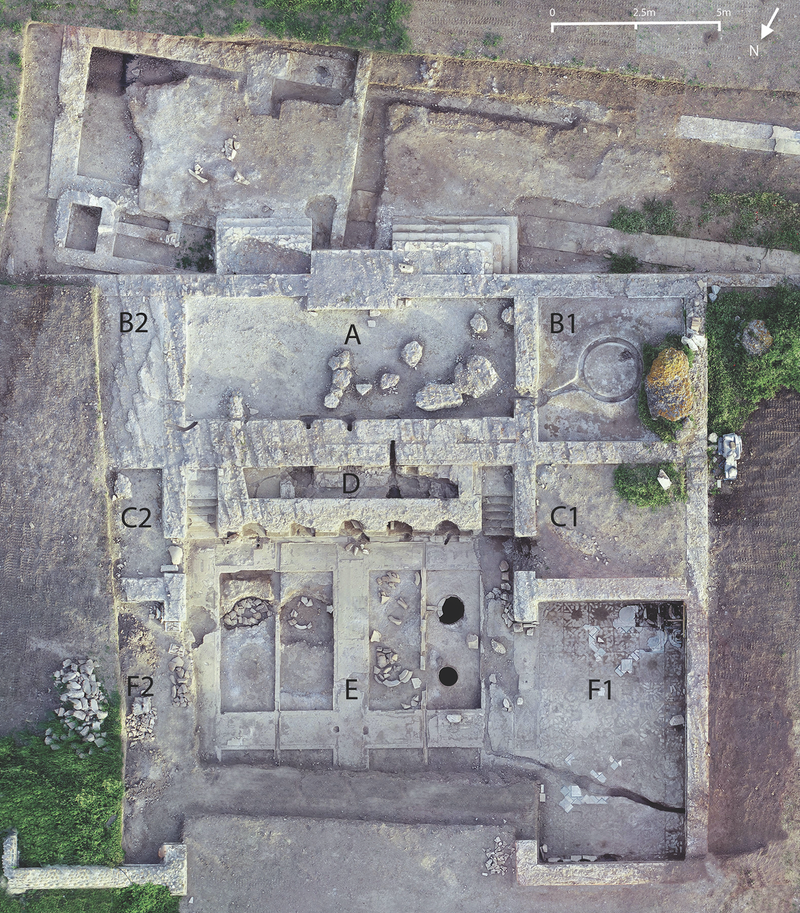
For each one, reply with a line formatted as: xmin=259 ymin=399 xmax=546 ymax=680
xmin=482 ymin=495 xmax=514 ymax=537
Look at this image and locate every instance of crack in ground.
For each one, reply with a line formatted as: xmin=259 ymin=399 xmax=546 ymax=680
xmin=487 ymin=750 xmax=685 ymax=814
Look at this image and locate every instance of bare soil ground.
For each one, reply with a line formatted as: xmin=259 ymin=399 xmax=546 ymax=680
xmin=0 ymin=283 xmax=117 ymax=735
xmin=707 ymin=389 xmax=800 ymax=905
xmin=405 ymin=0 xmax=800 ymax=91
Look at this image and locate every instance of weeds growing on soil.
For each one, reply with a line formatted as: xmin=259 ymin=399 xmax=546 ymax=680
xmin=0 ymin=885 xmax=179 ymax=913
xmin=257 ymin=0 xmax=410 ymax=49
xmin=614 ymin=462 xmax=687 ymax=508
xmin=700 ymin=190 xmax=800 ymax=254
xmin=609 ymin=198 xmax=680 ymax=236
xmin=707 ymin=284 xmax=800 ymax=433
xmin=607 ymin=251 xmax=640 ymax=272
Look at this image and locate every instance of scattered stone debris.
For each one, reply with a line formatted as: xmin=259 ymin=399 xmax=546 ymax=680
xmin=419 ymin=58 xmax=442 ymax=87
xmin=355 ymin=383 xmax=372 ymax=396
xmin=415 ymin=382 xmax=463 ymax=411
xmin=189 ymin=163 xmax=208 ymax=183
xmin=454 ymin=355 xmax=499 ymax=398
xmin=501 ymin=305 xmax=515 ymax=326
xmin=127 ymin=696 xmax=156 ymax=744
xmin=380 ymin=372 xmax=400 ymax=391
xmin=377 ymin=571 xmax=400 ymax=598
xmin=469 ymin=312 xmax=488 ymax=335
xmin=51 ymin=659 xmax=109 ymax=756
xmin=223 ymin=136 xmax=239 ymax=161
xmin=169 ymin=647 xmax=192 ymax=707
xmin=233 ymin=170 xmax=250 ymax=186
xmin=741 ymin=318 xmax=774 ymax=356
xmin=226 ymin=390 xmax=246 ymax=420
xmin=401 ymin=340 xmax=423 ymax=368
xmin=656 ymin=469 xmax=672 ymax=490
xmin=491 ymin=638 xmax=507 ymax=655
xmin=467 ymin=633 xmax=479 ymax=649
xmin=484 ymin=836 xmax=513 ymax=875
xmin=718 ymin=432 xmax=743 ymax=481
xmin=113 ymin=473 xmax=132 ymax=500
xmin=223 ymin=596 xmax=274 ymax=629
xmin=325 ymin=350 xmax=354 ymax=408
xmin=329 ymin=350 xmax=353 ymax=372
xmin=645 ymin=347 xmax=693 ymax=421
xmin=344 ymin=531 xmax=370 ymax=555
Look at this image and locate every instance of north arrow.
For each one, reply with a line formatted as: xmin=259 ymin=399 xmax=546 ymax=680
xmin=761 ymin=7 xmax=779 ymax=39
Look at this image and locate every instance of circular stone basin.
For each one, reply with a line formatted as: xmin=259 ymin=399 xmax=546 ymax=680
xmin=438 ymin=666 xmax=459 ymax=686
xmin=579 ymin=337 xmax=643 ymax=403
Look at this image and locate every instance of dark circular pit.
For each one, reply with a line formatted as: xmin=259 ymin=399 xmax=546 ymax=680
xmin=439 ymin=666 xmax=459 ymax=687
xmin=439 ymin=596 xmax=465 ymax=625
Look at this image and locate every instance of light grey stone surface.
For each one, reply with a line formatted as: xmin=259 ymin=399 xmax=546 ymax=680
xmin=3 ymin=834 xmax=187 ymax=895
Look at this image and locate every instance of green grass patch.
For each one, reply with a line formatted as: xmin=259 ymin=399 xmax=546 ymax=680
xmin=613 ymin=462 xmax=687 ymax=509
xmin=609 ymin=198 xmax=679 ymax=236
xmin=700 ymin=190 xmax=800 ymax=254
xmin=256 ymin=0 xmax=411 ymax=50
xmin=0 ymin=701 xmax=179 ymax=912
xmin=636 ymin=335 xmax=693 ymax=441
xmin=0 ymin=885 xmax=178 ymax=913
xmin=607 ymin=251 xmax=640 ymax=273
xmin=707 ymin=284 xmax=800 ymax=433
xmin=0 ymin=699 xmax=124 ymax=867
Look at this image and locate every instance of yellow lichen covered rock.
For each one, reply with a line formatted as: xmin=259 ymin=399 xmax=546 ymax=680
xmin=645 ymin=347 xmax=693 ymax=421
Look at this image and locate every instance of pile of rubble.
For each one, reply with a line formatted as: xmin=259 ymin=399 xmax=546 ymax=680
xmin=169 ymin=645 xmax=191 ymax=707
xmin=127 ymin=696 xmax=156 ymax=744
xmin=50 ymin=659 xmax=109 ymax=756
xmin=377 ymin=571 xmax=401 ymax=599
xmin=401 ymin=340 xmax=423 ymax=368
xmin=343 ymin=533 xmax=370 ymax=555
xmin=324 ymin=350 xmax=353 ymax=409
xmin=222 ymin=596 xmax=274 ymax=630
xmin=371 ymin=640 xmax=422 ymax=706
xmin=286 ymin=595 xmax=328 ymax=631
xmin=486 ymin=561 xmax=535 ymax=634
xmin=483 ymin=837 xmax=513 ymax=875
xmin=415 ymin=353 xmax=500 ymax=411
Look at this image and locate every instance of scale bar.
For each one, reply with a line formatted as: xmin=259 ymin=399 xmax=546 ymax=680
xmin=550 ymin=19 xmax=721 ymax=31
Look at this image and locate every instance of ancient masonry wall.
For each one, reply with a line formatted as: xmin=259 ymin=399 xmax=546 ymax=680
xmin=92 ymin=264 xmax=726 ymax=873
xmin=2 ymin=834 xmax=187 ymax=895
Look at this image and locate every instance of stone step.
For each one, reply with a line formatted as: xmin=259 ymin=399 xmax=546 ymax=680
xmin=391 ymin=216 xmax=518 ymax=273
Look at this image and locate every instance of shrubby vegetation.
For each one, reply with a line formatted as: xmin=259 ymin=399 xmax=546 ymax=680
xmin=613 ymin=462 xmax=687 ymax=509
xmin=707 ymin=284 xmax=800 ymax=433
